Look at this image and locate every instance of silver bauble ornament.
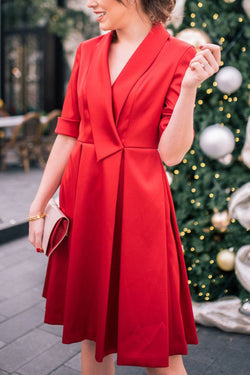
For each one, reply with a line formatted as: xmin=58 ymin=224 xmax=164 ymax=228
xmin=218 ymin=153 xmax=233 ymax=165
xmin=235 ymin=245 xmax=250 ymax=292
xmin=215 ymin=66 xmax=242 ymax=93
xmin=169 ymin=0 xmax=186 ymax=28
xmin=199 ymin=124 xmax=235 ymax=159
xmin=166 ymin=171 xmax=173 ymax=185
xmin=176 ymin=28 xmax=211 ymax=51
xmin=228 ymin=182 xmax=250 ymax=229
xmin=239 ymin=300 xmax=250 ymax=316
xmin=211 ymin=210 xmax=230 ymax=232
xmin=216 ymin=248 xmax=235 ymax=271
xmin=241 ymin=116 xmax=250 ymax=168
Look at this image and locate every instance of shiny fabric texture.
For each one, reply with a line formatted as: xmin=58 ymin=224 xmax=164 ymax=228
xmin=42 ymin=23 xmax=199 ymax=367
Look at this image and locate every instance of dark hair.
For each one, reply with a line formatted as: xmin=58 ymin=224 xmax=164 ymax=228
xmin=118 ymin=0 xmax=176 ymax=24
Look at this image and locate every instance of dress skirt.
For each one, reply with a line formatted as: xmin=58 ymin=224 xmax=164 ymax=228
xmin=42 ymin=140 xmax=199 ymax=368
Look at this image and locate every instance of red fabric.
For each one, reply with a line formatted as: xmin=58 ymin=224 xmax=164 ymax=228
xmin=43 ymin=23 xmax=198 ymax=367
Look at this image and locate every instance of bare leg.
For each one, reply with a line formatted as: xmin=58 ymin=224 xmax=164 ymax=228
xmin=145 ymin=355 xmax=188 ymax=375
xmin=81 ymin=339 xmax=115 ymax=375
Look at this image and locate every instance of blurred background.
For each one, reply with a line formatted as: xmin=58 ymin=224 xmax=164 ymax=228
xmin=0 ymin=1 xmax=249 ymax=374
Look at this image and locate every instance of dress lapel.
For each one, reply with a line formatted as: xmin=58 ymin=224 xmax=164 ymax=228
xmin=86 ymin=31 xmax=123 ymax=162
xmin=86 ymin=23 xmax=170 ymax=162
xmin=113 ymin=23 xmax=170 ymax=125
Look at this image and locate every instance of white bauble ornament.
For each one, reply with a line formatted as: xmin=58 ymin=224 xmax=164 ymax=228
xmin=211 ymin=210 xmax=230 ymax=232
xmin=228 ymin=182 xmax=250 ymax=229
xmin=166 ymin=171 xmax=173 ymax=185
xmin=242 ymin=0 xmax=250 ymax=18
xmin=199 ymin=124 xmax=235 ymax=159
xmin=216 ymin=248 xmax=235 ymax=271
xmin=215 ymin=66 xmax=242 ymax=93
xmin=176 ymin=28 xmax=211 ymax=50
xmin=241 ymin=116 xmax=250 ymax=168
xmin=235 ymin=245 xmax=250 ymax=292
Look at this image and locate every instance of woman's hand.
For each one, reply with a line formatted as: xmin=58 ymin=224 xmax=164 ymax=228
xmin=28 ymin=218 xmax=45 ymax=253
xmin=181 ymin=43 xmax=221 ymax=90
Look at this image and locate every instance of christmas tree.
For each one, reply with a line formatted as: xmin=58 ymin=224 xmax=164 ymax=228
xmin=166 ymin=0 xmax=250 ymax=303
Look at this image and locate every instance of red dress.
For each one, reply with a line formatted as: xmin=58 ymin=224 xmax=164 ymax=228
xmin=42 ymin=23 xmax=199 ymax=368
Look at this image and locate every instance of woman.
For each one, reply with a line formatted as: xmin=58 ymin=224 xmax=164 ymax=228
xmin=29 ymin=0 xmax=221 ymax=374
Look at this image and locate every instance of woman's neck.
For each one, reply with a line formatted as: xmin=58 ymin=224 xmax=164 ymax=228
xmin=114 ymin=17 xmax=153 ymax=46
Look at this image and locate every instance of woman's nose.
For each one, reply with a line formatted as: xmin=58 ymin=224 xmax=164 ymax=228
xmin=87 ymin=0 xmax=98 ymax=8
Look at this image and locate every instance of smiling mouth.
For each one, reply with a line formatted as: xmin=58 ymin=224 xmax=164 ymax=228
xmin=95 ymin=12 xmax=105 ymax=19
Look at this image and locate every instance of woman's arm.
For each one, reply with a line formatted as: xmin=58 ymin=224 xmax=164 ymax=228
xmin=158 ymin=43 xmax=221 ymax=166
xmin=28 ymin=134 xmax=76 ymax=250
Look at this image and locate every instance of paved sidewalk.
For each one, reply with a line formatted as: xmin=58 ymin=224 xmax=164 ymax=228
xmin=0 ymin=237 xmax=249 ymax=375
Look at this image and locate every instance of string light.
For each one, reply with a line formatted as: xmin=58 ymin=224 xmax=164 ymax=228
xmin=208 ymin=275 xmax=213 ymax=279
xmin=235 ymin=137 xmax=239 ymax=142
xmin=209 ymin=193 xmax=214 ymax=198
xmin=233 ymin=97 xmax=238 ymax=102
xmin=193 ymin=283 xmax=198 ymax=287
xmin=238 ymin=17 xmax=243 ymax=22
xmin=231 ymin=218 xmax=236 ymax=223
xmin=190 ymin=149 xmax=195 ymax=155
xmin=200 ymin=162 xmax=206 ymax=167
xmin=219 ymin=106 xmax=224 ymax=111
xmin=191 ymin=199 xmax=195 ymax=204
xmin=202 ymin=22 xmax=207 ymax=28
xmin=188 ymin=266 xmax=192 ymax=271
xmin=236 ymin=129 xmax=240 ymax=134
xmin=199 ymin=292 xmax=203 ymax=296
xmin=196 ymin=202 xmax=201 ymax=207
xmin=190 ymin=21 xmax=195 ymax=27
xmin=195 ymin=259 xmax=200 ymax=263
xmin=206 ymin=88 xmax=213 ymax=94
xmin=210 ymin=226 xmax=214 ymax=231
xmin=219 ymin=274 xmax=224 ymax=278
xmin=194 ymin=174 xmax=199 ymax=179
xmin=192 ymin=165 xmax=197 ymax=170
xmin=201 ymin=284 xmax=206 ymax=288
xmin=241 ymin=47 xmax=246 ymax=52
xmin=194 ymin=221 xmax=199 ymax=225
xmin=198 ymin=2 xmax=203 ymax=7
xmin=174 ymin=169 xmax=179 ymax=174
xmin=191 ymin=13 xmax=196 ymax=18
xmin=226 ymin=113 xmax=231 ymax=118
xmin=198 ymin=99 xmax=203 ymax=105
xmin=210 ymin=260 xmax=214 ymax=264
xmin=223 ymin=94 xmax=228 ymax=100
xmin=213 ymin=13 xmax=219 ymax=20
xmin=191 ymin=188 xmax=196 ymax=192
xmin=190 ymin=247 xmax=195 ymax=252
xmin=231 ymin=187 xmax=235 ymax=191
xmin=215 ymin=173 xmax=220 ymax=178
xmin=182 ymin=158 xmax=187 ymax=163
xmin=200 ymin=235 xmax=205 ymax=240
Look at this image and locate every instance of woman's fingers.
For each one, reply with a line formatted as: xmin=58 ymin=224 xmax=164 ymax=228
xmin=200 ymin=43 xmax=221 ymax=67
xmin=28 ymin=220 xmax=45 ymax=252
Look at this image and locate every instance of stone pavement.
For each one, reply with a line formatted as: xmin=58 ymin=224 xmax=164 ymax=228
xmin=0 ymin=167 xmax=250 ymax=374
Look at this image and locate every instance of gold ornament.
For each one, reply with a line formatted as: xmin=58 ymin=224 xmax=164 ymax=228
xmin=216 ymin=249 xmax=235 ymax=271
xmin=176 ymin=28 xmax=211 ymax=50
xmin=211 ymin=210 xmax=230 ymax=232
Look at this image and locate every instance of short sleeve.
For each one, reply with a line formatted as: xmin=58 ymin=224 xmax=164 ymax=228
xmin=55 ymin=44 xmax=81 ymax=138
xmin=158 ymin=45 xmax=197 ymax=140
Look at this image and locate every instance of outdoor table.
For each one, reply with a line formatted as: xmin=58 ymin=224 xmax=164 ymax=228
xmin=0 ymin=115 xmax=47 ymax=138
